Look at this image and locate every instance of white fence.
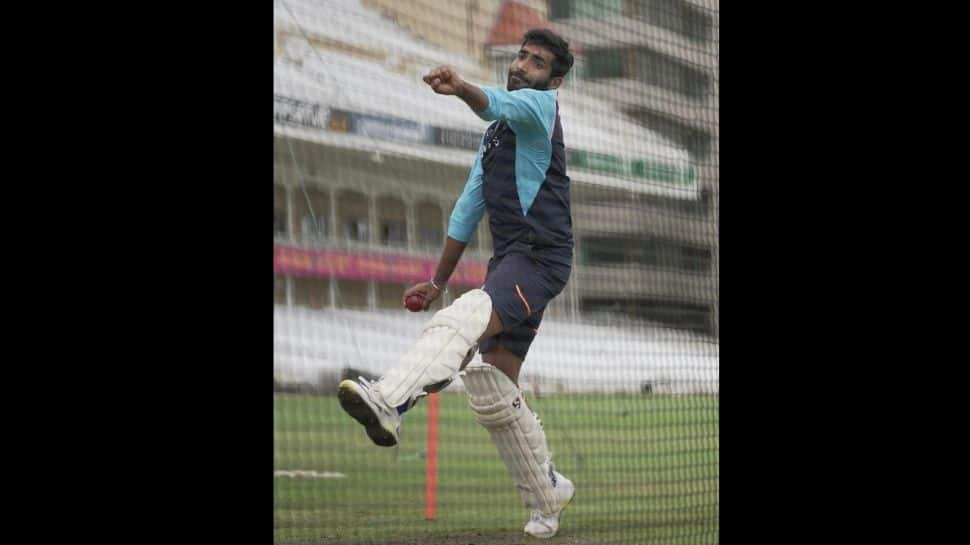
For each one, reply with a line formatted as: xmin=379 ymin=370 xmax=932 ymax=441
xmin=274 ymin=305 xmax=718 ymax=394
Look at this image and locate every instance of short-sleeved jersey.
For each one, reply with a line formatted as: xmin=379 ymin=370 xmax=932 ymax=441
xmin=447 ymin=86 xmax=573 ymax=267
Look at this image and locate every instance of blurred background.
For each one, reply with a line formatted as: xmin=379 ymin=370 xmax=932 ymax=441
xmin=274 ymin=1 xmax=718 ymax=543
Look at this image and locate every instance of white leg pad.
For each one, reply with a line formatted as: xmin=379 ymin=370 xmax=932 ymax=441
xmin=462 ymin=363 xmax=559 ymax=515
xmin=376 ymin=289 xmax=492 ymax=408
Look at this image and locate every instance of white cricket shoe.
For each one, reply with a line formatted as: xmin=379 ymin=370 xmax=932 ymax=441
xmin=337 ymin=377 xmax=401 ymax=447
xmin=523 ymin=469 xmax=576 ymax=538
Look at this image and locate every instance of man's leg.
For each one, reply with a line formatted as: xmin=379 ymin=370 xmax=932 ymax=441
xmin=466 ymin=321 xmax=574 ymax=538
xmin=338 ymin=288 xmax=494 ymax=447
xmin=482 ymin=343 xmax=522 ymax=384
xmin=463 ymin=354 xmax=574 ymax=539
xmin=464 ymin=252 xmax=574 ymax=537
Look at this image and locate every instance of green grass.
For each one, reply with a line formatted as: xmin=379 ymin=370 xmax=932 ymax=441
xmin=274 ymin=392 xmax=718 ymax=545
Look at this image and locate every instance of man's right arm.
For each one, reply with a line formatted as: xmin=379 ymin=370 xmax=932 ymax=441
xmin=435 ymin=147 xmax=485 ymax=289
xmin=403 ymin=148 xmax=485 ymax=309
xmin=431 ymin=236 xmax=468 ymax=289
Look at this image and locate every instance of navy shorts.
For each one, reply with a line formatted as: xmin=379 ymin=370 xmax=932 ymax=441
xmin=479 ymin=252 xmax=570 ymax=361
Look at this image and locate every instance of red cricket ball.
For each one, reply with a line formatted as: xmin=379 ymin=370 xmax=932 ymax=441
xmin=405 ymin=294 xmax=425 ymax=312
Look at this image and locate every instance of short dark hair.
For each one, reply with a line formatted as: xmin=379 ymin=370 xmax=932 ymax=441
xmin=522 ymin=28 xmax=574 ymax=80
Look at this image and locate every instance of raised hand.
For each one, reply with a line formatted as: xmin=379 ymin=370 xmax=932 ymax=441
xmin=422 ymin=66 xmax=464 ymax=96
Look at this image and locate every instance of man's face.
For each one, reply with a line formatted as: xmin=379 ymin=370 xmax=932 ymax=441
xmin=507 ymin=43 xmax=557 ymax=91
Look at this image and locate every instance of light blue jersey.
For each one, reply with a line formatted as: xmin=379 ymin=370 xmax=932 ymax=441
xmin=447 ymin=86 xmax=564 ymax=248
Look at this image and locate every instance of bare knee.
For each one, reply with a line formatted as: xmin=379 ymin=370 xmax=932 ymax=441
xmin=482 ymin=345 xmax=523 ymax=385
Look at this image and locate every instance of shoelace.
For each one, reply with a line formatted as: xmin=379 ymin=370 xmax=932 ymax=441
xmin=356 ymin=377 xmax=398 ymax=420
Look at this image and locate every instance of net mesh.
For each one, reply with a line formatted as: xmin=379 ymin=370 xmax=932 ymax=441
xmin=274 ymin=0 xmax=718 ymax=543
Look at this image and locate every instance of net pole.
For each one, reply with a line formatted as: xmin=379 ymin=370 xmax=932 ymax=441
xmin=424 ymin=392 xmax=440 ymax=521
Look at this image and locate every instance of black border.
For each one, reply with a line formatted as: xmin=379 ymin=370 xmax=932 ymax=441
xmin=29 ymin=2 xmax=920 ymax=542
xmin=722 ymin=4 xmax=908 ymax=542
xmin=55 ymin=4 xmax=273 ymax=541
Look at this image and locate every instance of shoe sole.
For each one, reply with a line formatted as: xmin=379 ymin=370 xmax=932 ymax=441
xmin=337 ymin=380 xmax=398 ymax=447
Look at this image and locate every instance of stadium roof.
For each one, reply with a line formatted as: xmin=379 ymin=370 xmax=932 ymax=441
xmin=485 ymin=0 xmax=583 ymax=54
xmin=274 ymin=0 xmax=696 ymax=198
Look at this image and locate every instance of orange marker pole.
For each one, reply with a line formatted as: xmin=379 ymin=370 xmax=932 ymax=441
xmin=424 ymin=392 xmax=440 ymax=521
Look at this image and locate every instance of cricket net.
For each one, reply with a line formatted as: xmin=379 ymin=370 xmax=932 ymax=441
xmin=274 ymin=1 xmax=718 ymax=543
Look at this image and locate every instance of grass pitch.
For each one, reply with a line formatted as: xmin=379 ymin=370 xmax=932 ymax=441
xmin=274 ymin=392 xmax=718 ymax=545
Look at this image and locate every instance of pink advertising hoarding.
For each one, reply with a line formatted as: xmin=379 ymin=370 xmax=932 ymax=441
xmin=274 ymin=244 xmax=487 ymax=287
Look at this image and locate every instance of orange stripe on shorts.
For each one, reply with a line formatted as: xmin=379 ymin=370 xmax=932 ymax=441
xmin=514 ymin=284 xmax=532 ymax=317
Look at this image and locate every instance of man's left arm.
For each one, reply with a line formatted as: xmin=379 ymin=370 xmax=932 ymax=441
xmin=472 ymin=86 xmax=554 ymax=136
xmin=423 ymin=66 xmax=489 ymax=113
xmin=423 ymin=66 xmax=554 ymax=135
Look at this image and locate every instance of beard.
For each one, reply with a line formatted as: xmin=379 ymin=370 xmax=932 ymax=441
xmin=507 ymin=70 xmax=550 ymax=91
